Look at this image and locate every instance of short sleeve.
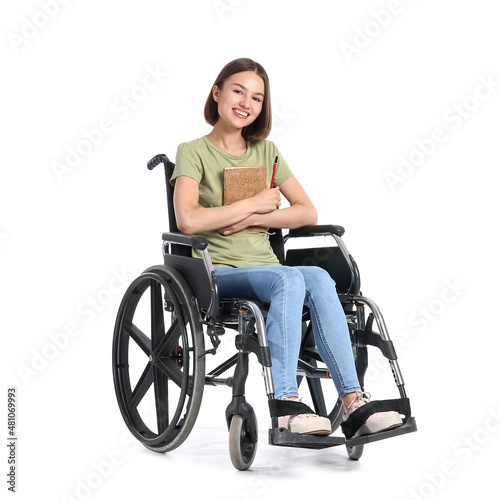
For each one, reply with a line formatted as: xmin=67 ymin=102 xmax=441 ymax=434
xmin=170 ymin=142 xmax=203 ymax=186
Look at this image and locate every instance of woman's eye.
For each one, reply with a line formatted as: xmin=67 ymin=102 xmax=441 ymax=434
xmin=234 ymin=89 xmax=243 ymax=95
xmin=253 ymin=97 xmax=261 ymax=102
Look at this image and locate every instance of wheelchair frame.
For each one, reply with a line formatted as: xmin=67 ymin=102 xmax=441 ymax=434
xmin=112 ymin=154 xmax=417 ymax=470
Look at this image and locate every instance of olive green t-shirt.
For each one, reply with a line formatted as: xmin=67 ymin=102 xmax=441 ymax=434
xmin=170 ymin=136 xmax=293 ymax=267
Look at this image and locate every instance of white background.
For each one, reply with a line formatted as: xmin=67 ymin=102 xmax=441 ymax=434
xmin=2 ymin=1 xmax=499 ymax=499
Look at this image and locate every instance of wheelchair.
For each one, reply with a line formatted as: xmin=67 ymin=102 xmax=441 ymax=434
xmin=112 ymin=154 xmax=417 ymax=470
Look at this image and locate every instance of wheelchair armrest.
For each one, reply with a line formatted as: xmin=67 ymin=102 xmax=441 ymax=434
xmin=162 ymin=232 xmax=208 ymax=251
xmin=162 ymin=232 xmax=218 ymax=318
xmin=286 ymin=224 xmax=345 ymax=239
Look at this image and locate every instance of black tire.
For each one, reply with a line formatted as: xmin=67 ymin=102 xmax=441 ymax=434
xmin=112 ymin=265 xmax=205 ymax=453
xmin=346 ymin=444 xmax=364 ymax=460
xmin=228 ymin=414 xmax=258 ymax=471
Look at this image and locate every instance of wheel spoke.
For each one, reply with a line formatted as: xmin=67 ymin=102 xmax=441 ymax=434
xmin=128 ymin=363 xmax=154 ymax=408
xmin=153 ymin=318 xmax=181 ymax=358
xmin=125 ymin=322 xmax=151 ymax=355
xmin=153 ymin=365 xmax=169 ymax=434
xmin=150 ymin=280 xmax=165 ymax=350
xmin=155 ymin=357 xmax=186 ymax=390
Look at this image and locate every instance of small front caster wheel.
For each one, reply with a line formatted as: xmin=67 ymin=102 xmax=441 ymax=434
xmin=346 ymin=444 xmax=364 ymax=460
xmin=229 ymin=414 xmax=258 ymax=471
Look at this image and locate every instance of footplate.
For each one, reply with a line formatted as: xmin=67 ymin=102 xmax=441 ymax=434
xmin=345 ymin=416 xmax=417 ymax=447
xmin=269 ymin=427 xmax=345 ymax=449
xmin=269 ymin=416 xmax=417 ymax=450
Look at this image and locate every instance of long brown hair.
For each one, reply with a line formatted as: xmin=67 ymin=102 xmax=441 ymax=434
xmin=204 ymin=58 xmax=272 ymax=141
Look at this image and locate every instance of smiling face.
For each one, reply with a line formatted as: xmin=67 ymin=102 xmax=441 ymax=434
xmin=212 ymin=71 xmax=265 ymax=131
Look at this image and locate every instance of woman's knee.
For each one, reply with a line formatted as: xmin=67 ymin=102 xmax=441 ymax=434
xmin=298 ymin=266 xmax=337 ymax=289
xmin=270 ymin=266 xmax=306 ymax=296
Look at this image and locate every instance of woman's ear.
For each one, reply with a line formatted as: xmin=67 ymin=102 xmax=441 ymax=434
xmin=212 ymin=85 xmax=220 ymax=102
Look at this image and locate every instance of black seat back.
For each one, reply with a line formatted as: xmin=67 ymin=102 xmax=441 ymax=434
xmin=269 ymin=229 xmax=285 ymax=264
xmin=285 ymin=245 xmax=358 ymax=295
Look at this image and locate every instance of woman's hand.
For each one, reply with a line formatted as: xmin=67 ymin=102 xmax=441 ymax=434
xmin=251 ymin=187 xmax=281 ymax=213
xmin=218 ymin=189 xmax=280 ymax=235
xmin=218 ymin=216 xmax=258 ymax=236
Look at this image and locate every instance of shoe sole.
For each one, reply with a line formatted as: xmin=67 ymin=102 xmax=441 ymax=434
xmin=273 ymin=424 xmax=332 ymax=436
xmin=300 ymin=429 xmax=332 ymax=436
xmin=352 ymin=414 xmax=403 ymax=439
xmin=289 ymin=423 xmax=332 ymax=436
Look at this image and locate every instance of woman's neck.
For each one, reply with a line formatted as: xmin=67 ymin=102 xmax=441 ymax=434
xmin=206 ymin=123 xmax=247 ymax=156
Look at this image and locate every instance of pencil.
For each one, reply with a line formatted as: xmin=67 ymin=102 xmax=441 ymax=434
xmin=270 ymin=156 xmax=278 ymax=188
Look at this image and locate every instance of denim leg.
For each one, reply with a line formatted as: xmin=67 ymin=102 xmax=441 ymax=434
xmin=298 ymin=266 xmax=361 ymax=399
xmin=214 ymin=266 xmax=305 ymax=399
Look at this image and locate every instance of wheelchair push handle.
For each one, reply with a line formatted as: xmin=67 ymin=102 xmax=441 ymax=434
xmin=147 ymin=153 xmax=170 ymax=170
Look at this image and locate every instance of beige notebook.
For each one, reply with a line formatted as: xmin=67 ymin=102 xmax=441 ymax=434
xmin=223 ymin=166 xmax=267 ymax=233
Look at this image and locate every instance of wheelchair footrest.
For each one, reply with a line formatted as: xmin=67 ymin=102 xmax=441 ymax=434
xmin=269 ymin=427 xmax=345 ymax=449
xmin=268 ymin=416 xmax=417 ymax=450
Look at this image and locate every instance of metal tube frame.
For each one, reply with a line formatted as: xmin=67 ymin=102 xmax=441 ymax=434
xmin=234 ymin=300 xmax=275 ymax=398
xmin=354 ymin=295 xmax=407 ymax=398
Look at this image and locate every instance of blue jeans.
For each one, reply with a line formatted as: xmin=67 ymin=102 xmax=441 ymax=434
xmin=214 ymin=266 xmax=361 ymax=400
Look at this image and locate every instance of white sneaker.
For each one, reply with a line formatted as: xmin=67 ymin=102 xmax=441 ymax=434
xmin=278 ymin=412 xmax=332 ymax=435
xmin=343 ymin=391 xmax=402 ymax=438
xmin=276 ymin=398 xmax=332 ymax=435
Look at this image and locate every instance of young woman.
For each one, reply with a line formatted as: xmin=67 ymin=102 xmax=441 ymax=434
xmin=171 ymin=58 xmax=402 ymax=437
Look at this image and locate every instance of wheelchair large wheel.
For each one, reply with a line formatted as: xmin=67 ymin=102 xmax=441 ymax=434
xmin=112 ymin=265 xmax=205 ymax=453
